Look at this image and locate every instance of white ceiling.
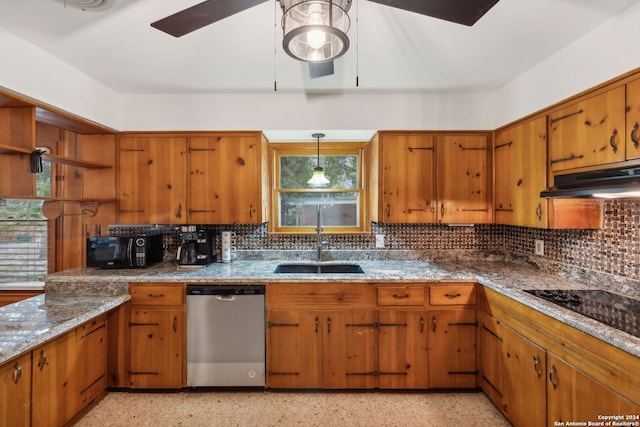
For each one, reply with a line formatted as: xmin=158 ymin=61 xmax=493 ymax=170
xmin=1 ymin=0 xmax=639 ymax=96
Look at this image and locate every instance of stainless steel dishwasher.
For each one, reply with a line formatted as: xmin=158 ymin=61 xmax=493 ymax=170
xmin=186 ymin=284 xmax=265 ymax=387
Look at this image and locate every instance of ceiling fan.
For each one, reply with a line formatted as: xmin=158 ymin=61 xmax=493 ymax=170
xmin=151 ymin=0 xmax=500 ymax=79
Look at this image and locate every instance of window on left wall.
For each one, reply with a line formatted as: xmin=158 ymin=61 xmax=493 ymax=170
xmin=0 ymin=159 xmax=51 ymax=284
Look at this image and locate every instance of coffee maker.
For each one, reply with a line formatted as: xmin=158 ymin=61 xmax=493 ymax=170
xmin=176 ymin=225 xmax=214 ymax=267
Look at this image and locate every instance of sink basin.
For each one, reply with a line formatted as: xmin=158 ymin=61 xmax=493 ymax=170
xmin=274 ymin=263 xmax=364 ymax=274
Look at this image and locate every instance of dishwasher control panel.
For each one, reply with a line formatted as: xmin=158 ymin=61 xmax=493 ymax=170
xmin=186 ymin=284 xmax=265 ymax=296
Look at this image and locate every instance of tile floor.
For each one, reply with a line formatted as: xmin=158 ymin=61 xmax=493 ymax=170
xmin=75 ymin=390 xmax=511 ymax=427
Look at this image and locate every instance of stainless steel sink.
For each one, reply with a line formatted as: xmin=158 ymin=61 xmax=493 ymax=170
xmin=273 ymin=263 xmax=364 ymax=274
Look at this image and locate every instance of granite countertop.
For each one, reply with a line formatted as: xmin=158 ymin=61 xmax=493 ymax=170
xmin=0 ymin=293 xmax=129 ymax=365
xmin=42 ymin=257 xmax=640 ymax=358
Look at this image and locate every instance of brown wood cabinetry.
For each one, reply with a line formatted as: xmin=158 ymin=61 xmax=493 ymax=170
xmin=118 ymin=136 xmax=187 ymax=224
xmin=500 ymin=324 xmax=546 ymax=427
xmin=0 ymin=107 xmax=36 ymax=197
xmin=0 ymin=353 xmax=31 ymax=427
xmin=479 ymin=286 xmax=640 ymax=425
xmin=377 ymin=132 xmax=437 ymax=223
xmin=436 ymin=135 xmax=491 ymax=224
xmin=626 ymin=77 xmax=640 ymax=160
xmin=375 ymin=131 xmax=490 ymax=224
xmin=32 ymin=314 xmax=107 ymax=427
xmin=128 ymin=283 xmax=185 ymax=388
xmin=266 ymin=283 xmax=476 ymax=390
xmin=0 ymin=290 xmax=43 ymax=307
xmin=494 ymin=116 xmax=603 ymax=229
xmin=547 ymin=352 xmax=639 ymax=426
xmin=188 ymin=133 xmax=268 ymax=224
xmin=549 ymin=86 xmax=626 ymax=172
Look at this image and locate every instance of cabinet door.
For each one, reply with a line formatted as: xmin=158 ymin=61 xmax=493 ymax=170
xmin=500 ymin=325 xmax=546 ymax=427
xmin=188 ymin=135 xmax=263 ymax=224
xmin=479 ymin=311 xmax=503 ymax=409
xmin=437 ymin=135 xmax=491 ymax=224
xmin=118 ymin=136 xmax=187 ymax=224
xmin=547 ymin=353 xmax=640 ymax=426
xmin=129 ymin=308 xmax=185 ymax=388
xmin=0 ymin=107 xmax=36 ymax=198
xmin=323 ymin=310 xmax=377 ymax=389
xmin=428 ymin=309 xmax=477 ymax=388
xmin=0 ymin=353 xmax=31 ymax=427
xmin=378 ymin=310 xmax=428 ymax=389
xmin=494 ymin=117 xmax=548 ymax=228
xmin=266 ymin=310 xmax=323 ymax=389
xmin=380 ymin=133 xmax=436 ymax=223
xmin=75 ymin=316 xmax=107 ymax=410
xmin=626 ymin=78 xmax=640 ymax=160
xmin=549 ymin=86 xmax=625 ymax=171
xmin=32 ymin=331 xmax=76 ymax=427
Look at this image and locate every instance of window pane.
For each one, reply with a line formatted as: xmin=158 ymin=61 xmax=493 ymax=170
xmin=279 ymin=192 xmax=360 ymax=227
xmin=280 ymin=155 xmax=358 ymax=189
xmin=0 ymin=199 xmax=47 ymax=283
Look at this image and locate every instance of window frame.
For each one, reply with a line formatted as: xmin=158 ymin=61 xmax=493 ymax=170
xmin=269 ymin=141 xmax=371 ymax=234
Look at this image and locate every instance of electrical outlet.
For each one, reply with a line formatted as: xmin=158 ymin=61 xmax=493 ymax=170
xmin=375 ymin=235 xmax=385 ymax=248
xmin=534 ymin=239 xmax=544 ymax=256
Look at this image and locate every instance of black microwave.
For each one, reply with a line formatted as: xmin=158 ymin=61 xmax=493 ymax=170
xmin=86 ymin=235 xmax=164 ymax=269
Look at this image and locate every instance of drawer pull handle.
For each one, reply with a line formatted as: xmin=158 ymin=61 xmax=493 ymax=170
xmin=148 ymin=293 xmax=164 ymax=298
xmin=609 ymin=129 xmax=618 ymax=153
xmin=38 ymin=350 xmax=47 ymax=371
xmin=535 ymin=203 xmax=542 ymax=221
xmin=534 ymin=355 xmax=543 ymax=378
xmin=444 ymin=293 xmax=462 ymax=299
xmin=432 ymin=316 xmax=437 ymax=333
xmin=13 ymin=363 xmax=22 ymax=384
xmin=419 ymin=317 xmax=424 ymax=334
xmin=392 ymin=293 xmax=410 ymax=299
xmin=632 ymin=122 xmax=639 ymax=148
xmin=549 ymin=365 xmax=558 ymax=389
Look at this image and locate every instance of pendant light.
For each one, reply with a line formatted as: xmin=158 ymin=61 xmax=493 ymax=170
xmin=280 ymin=0 xmax=352 ymax=63
xmin=308 ymin=133 xmax=330 ymax=187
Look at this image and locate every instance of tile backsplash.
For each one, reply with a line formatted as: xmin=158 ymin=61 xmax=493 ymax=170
xmin=109 ymin=200 xmax=640 ymax=282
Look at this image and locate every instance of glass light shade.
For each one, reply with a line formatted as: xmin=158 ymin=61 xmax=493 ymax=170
xmin=308 ymin=166 xmax=330 ymax=187
xmin=280 ymin=0 xmax=351 ymax=63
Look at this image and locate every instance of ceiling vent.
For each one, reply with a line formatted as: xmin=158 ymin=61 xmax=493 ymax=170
xmin=53 ymin=0 xmax=113 ymax=11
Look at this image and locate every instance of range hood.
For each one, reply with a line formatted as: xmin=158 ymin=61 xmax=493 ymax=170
xmin=540 ymin=165 xmax=640 ymax=198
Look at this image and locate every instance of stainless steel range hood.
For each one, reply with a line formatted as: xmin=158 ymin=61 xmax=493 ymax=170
xmin=540 ymin=165 xmax=640 ymax=198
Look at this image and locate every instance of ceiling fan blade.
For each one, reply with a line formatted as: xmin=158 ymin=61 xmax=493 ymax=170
xmin=151 ymin=0 xmax=269 ymax=37
xmin=309 ymin=61 xmax=335 ymax=79
xmin=367 ymin=0 xmax=500 ymax=26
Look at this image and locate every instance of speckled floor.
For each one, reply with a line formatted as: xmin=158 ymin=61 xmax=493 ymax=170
xmin=75 ymin=390 xmax=511 ymax=427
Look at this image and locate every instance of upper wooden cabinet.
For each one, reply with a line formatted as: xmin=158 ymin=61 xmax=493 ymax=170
xmin=118 ymin=136 xmax=187 ymax=224
xmin=0 ymin=107 xmax=36 ymax=198
xmin=378 ymin=132 xmax=437 ymax=223
xmin=494 ymin=116 xmax=548 ymax=227
xmin=494 ymin=117 xmax=602 ymax=229
xmin=548 ymin=86 xmax=626 ymax=172
xmin=375 ymin=131 xmax=491 ymax=224
xmin=625 ymin=77 xmax=640 ymax=161
xmin=188 ymin=132 xmax=268 ymax=224
xmin=436 ymin=134 xmax=491 ymax=224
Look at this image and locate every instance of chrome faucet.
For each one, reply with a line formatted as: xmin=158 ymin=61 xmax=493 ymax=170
xmin=315 ymin=204 xmax=328 ymax=262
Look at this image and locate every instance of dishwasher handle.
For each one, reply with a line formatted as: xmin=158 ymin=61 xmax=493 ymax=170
xmin=215 ymin=295 xmax=237 ymax=302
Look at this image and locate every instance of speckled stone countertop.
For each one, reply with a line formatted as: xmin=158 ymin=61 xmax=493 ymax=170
xmin=0 ymin=293 xmax=129 ymax=365
xmin=41 ymin=254 xmax=640 ymax=358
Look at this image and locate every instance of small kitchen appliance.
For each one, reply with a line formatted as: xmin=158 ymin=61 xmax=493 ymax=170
xmin=86 ymin=234 xmax=163 ymax=269
xmin=177 ymin=225 xmax=215 ymax=267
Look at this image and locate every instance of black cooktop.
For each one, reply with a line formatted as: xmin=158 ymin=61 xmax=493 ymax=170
xmin=524 ymin=289 xmax=640 ymax=338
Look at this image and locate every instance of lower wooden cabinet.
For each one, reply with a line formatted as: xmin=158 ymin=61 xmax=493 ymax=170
xmin=266 ymin=283 xmax=476 ymax=390
xmin=128 ymin=283 xmax=186 ymax=389
xmin=500 ymin=324 xmax=546 ymax=427
xmin=32 ymin=314 xmax=107 ymax=427
xmin=479 ymin=286 xmax=640 ymax=426
xmin=0 ymin=353 xmax=31 ymax=427
xmin=547 ymin=353 xmax=639 ymax=426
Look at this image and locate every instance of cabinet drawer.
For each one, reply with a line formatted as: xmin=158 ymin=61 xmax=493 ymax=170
xmin=430 ymin=284 xmax=476 ymax=305
xmin=130 ymin=284 xmax=185 ymax=306
xmin=377 ymin=286 xmax=425 ymax=306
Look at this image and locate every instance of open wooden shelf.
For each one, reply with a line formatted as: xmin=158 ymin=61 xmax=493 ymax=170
xmin=0 ymin=143 xmax=112 ymax=169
